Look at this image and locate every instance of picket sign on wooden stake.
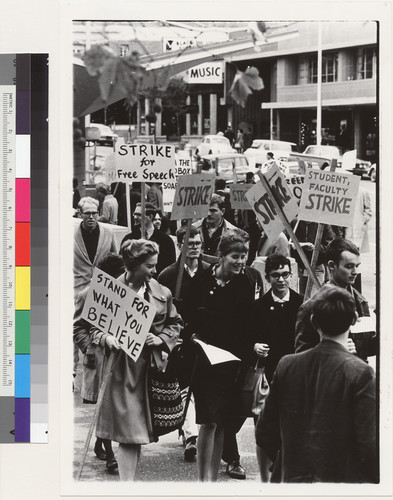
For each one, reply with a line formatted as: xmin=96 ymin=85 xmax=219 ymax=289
xmin=256 ymin=170 xmax=321 ymax=290
xmin=141 ymin=183 xmax=146 ymax=239
xmin=125 ymin=181 xmax=131 ymax=233
xmin=303 ymin=158 xmax=337 ymax=300
xmin=174 ymin=218 xmax=193 ymax=299
xmin=76 ymin=351 xmax=117 ymax=481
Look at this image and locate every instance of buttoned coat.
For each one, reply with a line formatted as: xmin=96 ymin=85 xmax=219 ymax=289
xmin=256 ymin=340 xmax=377 ymax=483
xmin=96 ymin=276 xmax=182 ymax=444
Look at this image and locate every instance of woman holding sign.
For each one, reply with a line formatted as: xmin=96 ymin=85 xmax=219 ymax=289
xmin=96 ymin=239 xmax=182 ymax=481
xmin=182 ymin=229 xmax=258 ymax=481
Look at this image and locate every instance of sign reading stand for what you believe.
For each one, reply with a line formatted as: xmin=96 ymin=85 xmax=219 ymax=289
xmin=0 ymin=54 xmax=48 ymax=443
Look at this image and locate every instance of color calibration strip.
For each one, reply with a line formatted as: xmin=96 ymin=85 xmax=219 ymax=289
xmin=0 ymin=54 xmax=48 ymax=443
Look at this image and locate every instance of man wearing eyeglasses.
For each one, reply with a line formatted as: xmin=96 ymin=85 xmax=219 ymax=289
xmin=73 ymin=197 xmax=118 ymax=377
xmin=74 ymin=197 xmax=119 ymax=295
xmin=157 ymin=225 xmax=209 ymax=462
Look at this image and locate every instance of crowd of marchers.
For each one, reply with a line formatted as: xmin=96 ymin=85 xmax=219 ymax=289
xmin=72 ymin=179 xmax=377 ymax=484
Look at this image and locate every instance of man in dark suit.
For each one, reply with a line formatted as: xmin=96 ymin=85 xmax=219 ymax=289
xmin=121 ymin=202 xmax=176 ymax=275
xmin=256 ymin=286 xmax=377 ymax=483
xmin=250 ymin=253 xmax=303 ymax=481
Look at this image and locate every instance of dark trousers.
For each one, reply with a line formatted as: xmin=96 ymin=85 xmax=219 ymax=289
xmin=222 ymin=417 xmax=247 ymax=463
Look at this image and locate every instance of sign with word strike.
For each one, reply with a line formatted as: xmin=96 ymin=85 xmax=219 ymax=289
xmin=171 ymin=174 xmax=214 ymax=220
xmin=81 ymin=268 xmax=156 ymax=362
xmin=162 ymin=154 xmax=193 ymax=212
xmin=298 ymin=169 xmax=360 ymax=227
xmin=285 ymin=174 xmax=305 ymax=204
xmin=229 ymin=184 xmax=253 ymax=210
xmin=114 ymin=143 xmax=176 ymax=183
xmin=246 ymin=165 xmax=299 ymax=241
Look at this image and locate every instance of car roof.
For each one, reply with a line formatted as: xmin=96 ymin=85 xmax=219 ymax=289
xmin=201 ymin=153 xmax=247 ymax=160
xmin=252 ymin=139 xmax=297 ymax=146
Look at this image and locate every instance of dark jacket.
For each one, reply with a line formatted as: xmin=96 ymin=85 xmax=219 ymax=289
xmin=250 ymin=288 xmax=303 ymax=382
xmin=121 ymin=227 xmax=176 ymax=275
xmin=291 ymin=221 xmax=334 ymax=267
xmin=256 ymin=340 xmax=377 ymax=483
xmin=295 ymin=282 xmax=376 ymax=361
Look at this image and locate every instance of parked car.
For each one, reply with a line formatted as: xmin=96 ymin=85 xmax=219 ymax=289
xmin=244 ymin=139 xmax=300 ymax=167
xmin=198 ymin=153 xmax=252 ymax=183
xmin=88 ymin=123 xmax=118 ymax=146
xmin=366 ymin=163 xmax=377 ymax=182
xmin=195 ymin=135 xmax=236 ymax=157
xmin=290 ymin=145 xmax=371 ymax=177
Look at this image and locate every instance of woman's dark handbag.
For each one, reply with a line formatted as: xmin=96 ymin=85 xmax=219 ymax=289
xmin=148 ymin=362 xmax=184 ymax=439
xmin=237 ymin=360 xmax=270 ymax=418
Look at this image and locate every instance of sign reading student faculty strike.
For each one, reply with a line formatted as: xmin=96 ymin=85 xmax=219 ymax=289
xmin=246 ymin=165 xmax=299 ymax=241
xmin=81 ymin=268 xmax=156 ymax=362
xmin=171 ymin=174 xmax=214 ymax=220
xmin=114 ymin=143 xmax=176 ymax=183
xmin=298 ymin=169 xmax=360 ymax=227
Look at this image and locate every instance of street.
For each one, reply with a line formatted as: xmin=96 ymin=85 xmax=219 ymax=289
xmin=74 ymin=146 xmax=377 ymax=483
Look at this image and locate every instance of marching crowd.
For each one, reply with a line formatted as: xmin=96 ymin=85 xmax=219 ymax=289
xmin=72 ymin=179 xmax=377 ymax=483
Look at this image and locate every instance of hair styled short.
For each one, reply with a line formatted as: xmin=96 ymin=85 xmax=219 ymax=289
xmin=96 ymin=253 xmax=125 ymax=278
xmin=210 ymin=193 xmax=226 ymax=210
xmin=78 ymin=197 xmax=99 ymax=212
xmin=311 ymin=285 xmax=356 ymax=337
xmin=265 ymin=253 xmax=291 ymax=277
xmin=135 ymin=202 xmax=157 ymax=218
xmin=120 ymin=239 xmax=159 ymax=272
xmin=95 ymin=182 xmax=111 ymax=195
xmin=217 ymin=228 xmax=250 ymax=256
xmin=326 ymin=238 xmax=360 ymax=265
xmin=176 ymin=225 xmax=201 ymax=245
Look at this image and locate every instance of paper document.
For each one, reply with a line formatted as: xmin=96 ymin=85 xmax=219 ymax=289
xmin=194 ymin=339 xmax=240 ymax=365
xmin=350 ymin=314 xmax=376 ymax=334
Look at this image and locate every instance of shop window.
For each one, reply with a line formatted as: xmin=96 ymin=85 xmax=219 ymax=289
xmin=120 ymin=44 xmax=129 ymax=57
xmin=309 ymin=52 xmax=338 ymax=83
xmin=357 ymin=47 xmax=376 ymax=79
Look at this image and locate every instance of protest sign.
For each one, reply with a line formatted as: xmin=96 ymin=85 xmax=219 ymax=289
xmin=298 ymin=169 xmax=360 ymax=227
xmin=81 ymin=268 xmax=156 ymax=362
xmin=229 ymin=183 xmax=253 ymax=210
xmin=114 ymin=143 xmax=176 ymax=183
xmin=104 ymin=152 xmax=117 ymax=185
xmin=285 ymin=174 xmax=305 ymax=204
xmin=341 ymin=149 xmax=357 ymax=172
xmin=171 ymin=174 xmax=214 ymax=220
xmin=162 ymin=154 xmax=193 ymax=212
xmin=246 ymin=164 xmax=299 ymax=241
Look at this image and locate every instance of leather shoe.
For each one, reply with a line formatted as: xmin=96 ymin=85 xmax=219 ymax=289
xmin=106 ymin=457 xmax=118 ymax=471
xmin=94 ymin=442 xmax=106 ymax=461
xmin=226 ymin=461 xmax=246 ymax=479
xmin=184 ymin=438 xmax=197 ymax=462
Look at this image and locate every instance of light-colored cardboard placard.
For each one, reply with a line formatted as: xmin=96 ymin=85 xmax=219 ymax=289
xmin=114 ymin=142 xmax=176 ymax=183
xmin=246 ymin=164 xmax=299 ymax=241
xmin=171 ymin=173 xmax=214 ymax=220
xmin=229 ymin=183 xmax=253 ymax=209
xmin=298 ymin=168 xmax=360 ymax=227
xmin=162 ymin=154 xmax=193 ymax=212
xmin=285 ymin=174 xmax=305 ymax=204
xmin=81 ymin=268 xmax=156 ymax=362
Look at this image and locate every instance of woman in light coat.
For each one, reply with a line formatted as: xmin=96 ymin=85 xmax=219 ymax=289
xmin=95 ymin=239 xmax=182 ymax=480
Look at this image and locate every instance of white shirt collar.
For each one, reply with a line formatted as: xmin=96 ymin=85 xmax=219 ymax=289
xmin=271 ymin=289 xmax=290 ymax=303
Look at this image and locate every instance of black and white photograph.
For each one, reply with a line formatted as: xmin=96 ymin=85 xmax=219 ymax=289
xmin=0 ymin=1 xmax=392 ymax=499
xmin=71 ymin=16 xmax=382 ymax=491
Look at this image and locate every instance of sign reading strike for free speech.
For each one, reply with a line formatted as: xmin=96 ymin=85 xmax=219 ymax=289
xmin=114 ymin=143 xmax=176 ymax=183
xmin=298 ymin=169 xmax=360 ymax=227
xmin=229 ymin=184 xmax=253 ymax=210
xmin=162 ymin=154 xmax=193 ymax=212
xmin=171 ymin=174 xmax=214 ymax=221
xmin=81 ymin=268 xmax=156 ymax=362
xmin=246 ymin=165 xmax=299 ymax=241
